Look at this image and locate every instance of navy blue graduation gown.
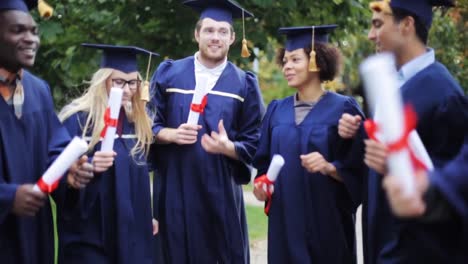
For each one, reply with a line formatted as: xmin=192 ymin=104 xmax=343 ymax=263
xmin=58 ymin=110 xmax=153 ymax=264
xmin=431 ymin=139 xmax=468 ymax=262
xmin=253 ymin=92 xmax=366 ymax=263
xmin=0 ymin=71 xmax=70 ymax=264
xmin=150 ymin=57 xmax=264 ymax=263
xmin=366 ymin=62 xmax=468 ymax=264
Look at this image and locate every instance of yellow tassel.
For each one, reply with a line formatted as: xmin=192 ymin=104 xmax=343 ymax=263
xmin=241 ymin=39 xmax=250 ymax=58
xmin=369 ymin=0 xmax=392 ymax=14
xmin=38 ymin=0 xmax=54 ymax=19
xmin=140 ymin=80 xmax=150 ymax=102
xmin=309 ymin=50 xmax=320 ymax=72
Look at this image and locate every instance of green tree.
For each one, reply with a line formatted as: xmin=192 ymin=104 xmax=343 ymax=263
xmin=30 ymin=0 xmax=466 ymax=109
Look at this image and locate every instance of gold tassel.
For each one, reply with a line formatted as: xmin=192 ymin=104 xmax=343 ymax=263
xmin=241 ymin=39 xmax=250 ymax=58
xmin=38 ymin=0 xmax=54 ymax=19
xmin=141 ymin=53 xmax=153 ymax=102
xmin=369 ymin=0 xmax=392 ymax=14
xmin=140 ymin=80 xmax=150 ymax=102
xmin=240 ymin=9 xmax=251 ymax=58
xmin=309 ymin=26 xmax=319 ymax=72
xmin=309 ymin=50 xmax=319 ymax=72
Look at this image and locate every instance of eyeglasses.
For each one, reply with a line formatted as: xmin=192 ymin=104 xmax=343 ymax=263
xmin=111 ymin=78 xmax=141 ymax=90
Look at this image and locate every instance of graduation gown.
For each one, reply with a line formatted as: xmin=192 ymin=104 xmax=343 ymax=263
xmin=430 ymin=140 xmax=468 ymax=262
xmin=150 ymin=57 xmax=264 ymax=263
xmin=366 ymin=62 xmax=468 ymax=264
xmin=253 ymin=92 xmax=366 ymax=263
xmin=58 ymin=110 xmax=153 ymax=264
xmin=0 ymin=71 xmax=70 ymax=264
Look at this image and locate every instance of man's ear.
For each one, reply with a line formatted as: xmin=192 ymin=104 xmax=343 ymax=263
xmin=401 ymin=16 xmax=415 ymax=36
xmin=229 ymin=31 xmax=236 ymax=46
xmin=194 ymin=29 xmax=200 ymax=43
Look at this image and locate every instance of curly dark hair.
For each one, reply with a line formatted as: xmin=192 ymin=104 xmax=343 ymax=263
xmin=276 ymin=42 xmax=342 ymax=82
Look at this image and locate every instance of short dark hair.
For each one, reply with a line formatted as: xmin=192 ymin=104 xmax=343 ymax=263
xmin=276 ymin=42 xmax=342 ymax=82
xmin=392 ymin=7 xmax=429 ymax=44
xmin=195 ymin=19 xmax=234 ymax=35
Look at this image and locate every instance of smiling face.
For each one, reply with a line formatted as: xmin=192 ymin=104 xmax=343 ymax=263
xmin=106 ymin=70 xmax=140 ymax=106
xmin=281 ymin=48 xmax=316 ymax=89
xmin=195 ymin=18 xmax=235 ymax=68
xmin=368 ymin=10 xmax=405 ymax=53
xmin=0 ymin=10 xmax=40 ymax=71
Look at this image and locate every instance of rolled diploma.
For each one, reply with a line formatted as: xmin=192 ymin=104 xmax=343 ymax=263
xmin=266 ymin=154 xmax=285 ymax=182
xmin=100 ymin=88 xmax=123 ymax=151
xmin=187 ymin=74 xmax=208 ymax=125
xmin=33 ymin=137 xmax=89 ymax=193
xmin=360 ymin=53 xmax=415 ymax=195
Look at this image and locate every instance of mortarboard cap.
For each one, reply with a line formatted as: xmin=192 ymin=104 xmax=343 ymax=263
xmin=279 ymin=25 xmax=337 ymax=52
xmin=0 ymin=0 xmax=54 ymax=19
xmin=82 ymin=43 xmax=159 ymax=101
xmin=82 ymin=43 xmax=159 ymax=74
xmin=370 ymin=0 xmax=455 ymax=28
xmin=279 ymin=25 xmax=337 ymax=72
xmin=182 ymin=0 xmax=254 ymax=58
xmin=182 ymin=0 xmax=253 ymax=24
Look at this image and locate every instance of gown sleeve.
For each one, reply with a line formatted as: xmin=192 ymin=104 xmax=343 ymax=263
xmin=330 ymin=97 xmax=367 ymax=210
xmin=253 ymin=100 xmax=279 ymax=178
xmin=231 ymin=71 xmax=265 ymax=184
xmin=150 ymin=60 xmax=174 ymax=136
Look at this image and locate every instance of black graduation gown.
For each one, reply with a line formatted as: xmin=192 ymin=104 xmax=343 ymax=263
xmin=0 ymin=71 xmax=70 ymax=264
xmin=58 ymin=110 xmax=153 ymax=264
xmin=253 ymin=92 xmax=366 ymax=263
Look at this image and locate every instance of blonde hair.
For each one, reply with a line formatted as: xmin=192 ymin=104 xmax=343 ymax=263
xmin=59 ymin=68 xmax=154 ymax=160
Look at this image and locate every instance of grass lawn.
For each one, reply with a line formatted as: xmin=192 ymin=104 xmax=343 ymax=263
xmin=245 ymin=204 xmax=268 ymax=242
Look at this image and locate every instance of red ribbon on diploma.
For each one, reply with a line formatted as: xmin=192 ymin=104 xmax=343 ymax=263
xmin=100 ymin=107 xmax=118 ymax=138
xmin=190 ymin=95 xmax=208 ymax=114
xmin=364 ymin=104 xmax=427 ymax=171
xmin=254 ymin=174 xmax=275 ymax=216
xmin=36 ymin=177 xmax=60 ymax=194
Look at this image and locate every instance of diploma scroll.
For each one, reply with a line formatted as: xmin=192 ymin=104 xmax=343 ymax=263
xmin=360 ymin=53 xmax=417 ymax=195
xmin=187 ymin=74 xmax=208 ymax=125
xmin=34 ymin=137 xmax=89 ymax=193
xmin=100 ymin=88 xmax=123 ymax=151
xmin=266 ymin=154 xmax=285 ymax=182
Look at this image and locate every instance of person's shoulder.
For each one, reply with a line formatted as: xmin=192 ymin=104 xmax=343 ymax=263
xmin=419 ymin=62 xmax=460 ymax=88
xmin=22 ymin=70 xmax=48 ymax=87
xmin=156 ymin=56 xmax=193 ymax=77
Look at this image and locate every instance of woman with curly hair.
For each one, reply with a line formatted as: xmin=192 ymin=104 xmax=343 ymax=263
xmin=253 ymin=25 xmax=367 ymax=263
xmin=57 ymin=44 xmax=158 ymax=264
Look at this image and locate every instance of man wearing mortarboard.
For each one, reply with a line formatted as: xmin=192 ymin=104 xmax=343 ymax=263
xmin=149 ymin=0 xmax=264 ymax=262
xmin=338 ymin=0 xmax=468 ymax=263
xmin=0 ymin=1 xmax=100 ymax=263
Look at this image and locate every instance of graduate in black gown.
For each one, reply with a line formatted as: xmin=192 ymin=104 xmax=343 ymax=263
xmin=338 ymin=0 xmax=468 ymax=263
xmin=252 ymin=25 xmax=366 ymax=263
xmin=149 ymin=0 xmax=264 ymax=262
xmin=57 ymin=44 xmax=158 ymax=264
xmin=0 ymin=1 xmax=98 ymax=263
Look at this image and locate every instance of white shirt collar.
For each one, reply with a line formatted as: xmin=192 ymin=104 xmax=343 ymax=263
xmin=194 ymin=52 xmax=227 ymax=76
xmin=398 ymin=48 xmax=435 ymax=85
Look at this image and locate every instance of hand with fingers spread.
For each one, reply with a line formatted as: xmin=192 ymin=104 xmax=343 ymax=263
xmin=12 ymin=184 xmax=47 ymax=217
xmin=364 ymin=139 xmax=388 ymax=174
xmin=338 ymin=113 xmax=362 ymax=139
xmin=383 ymin=170 xmax=429 ymax=217
xmin=201 ymin=120 xmax=237 ymax=159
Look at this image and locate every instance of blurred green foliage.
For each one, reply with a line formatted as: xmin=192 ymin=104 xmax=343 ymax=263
xmin=31 ymin=0 xmax=467 ymax=109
